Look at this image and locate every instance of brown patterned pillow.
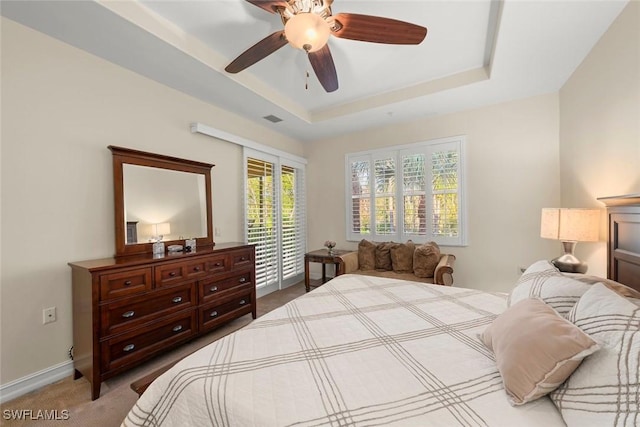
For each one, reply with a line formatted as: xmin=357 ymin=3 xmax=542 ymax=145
xmin=413 ymin=243 xmax=441 ymax=277
xmin=357 ymin=239 xmax=376 ymax=271
xmin=390 ymin=241 xmax=415 ymax=272
xmin=375 ymin=242 xmax=394 ymax=270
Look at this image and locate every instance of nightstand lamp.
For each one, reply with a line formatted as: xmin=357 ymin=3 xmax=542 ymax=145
xmin=540 ymin=208 xmax=600 ymax=273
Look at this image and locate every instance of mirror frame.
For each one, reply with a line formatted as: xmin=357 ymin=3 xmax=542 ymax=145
xmin=109 ymin=145 xmax=215 ymax=257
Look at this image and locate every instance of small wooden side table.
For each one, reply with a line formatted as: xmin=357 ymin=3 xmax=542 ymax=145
xmin=304 ymin=249 xmax=351 ymax=292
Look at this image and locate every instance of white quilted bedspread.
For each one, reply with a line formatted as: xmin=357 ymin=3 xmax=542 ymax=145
xmin=123 ymin=274 xmax=566 ymax=427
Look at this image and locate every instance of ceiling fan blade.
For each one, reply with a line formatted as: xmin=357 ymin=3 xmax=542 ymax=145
xmin=225 ymin=31 xmax=287 ymax=74
xmin=308 ymin=44 xmax=338 ymax=93
xmin=245 ymin=0 xmax=287 ymax=14
xmin=332 ymin=13 xmax=427 ymax=45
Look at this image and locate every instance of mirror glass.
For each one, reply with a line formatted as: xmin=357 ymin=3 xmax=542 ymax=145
xmin=110 ymin=145 xmax=214 ymax=257
xmin=123 ymin=164 xmax=207 ymax=244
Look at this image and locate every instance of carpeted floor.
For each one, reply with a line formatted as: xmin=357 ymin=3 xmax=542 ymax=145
xmin=0 ymin=282 xmax=306 ymax=427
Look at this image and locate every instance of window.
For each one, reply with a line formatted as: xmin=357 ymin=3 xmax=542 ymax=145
xmin=345 ymin=136 xmax=466 ymax=246
xmin=245 ymin=149 xmax=306 ymax=293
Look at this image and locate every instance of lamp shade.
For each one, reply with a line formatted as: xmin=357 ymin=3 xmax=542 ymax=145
xmin=153 ymin=222 xmax=171 ymax=237
xmin=284 ymin=13 xmax=330 ymax=52
xmin=540 ymin=208 xmax=599 ymax=242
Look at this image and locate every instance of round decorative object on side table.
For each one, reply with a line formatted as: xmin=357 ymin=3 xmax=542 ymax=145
xmin=324 ymin=240 xmax=336 ymax=255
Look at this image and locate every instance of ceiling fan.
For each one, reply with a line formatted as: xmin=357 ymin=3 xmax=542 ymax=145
xmin=225 ymin=0 xmax=427 ymax=93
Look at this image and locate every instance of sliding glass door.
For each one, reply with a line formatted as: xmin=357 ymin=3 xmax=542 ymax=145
xmin=245 ymin=149 xmax=306 ymax=294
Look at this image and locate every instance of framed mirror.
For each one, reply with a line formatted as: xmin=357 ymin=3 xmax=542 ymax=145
xmin=109 ymin=146 xmax=214 ymax=257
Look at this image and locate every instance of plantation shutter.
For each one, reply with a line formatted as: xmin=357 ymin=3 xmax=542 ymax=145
xmin=347 ymin=157 xmax=372 ymax=240
xmin=246 ymin=157 xmax=278 ymax=288
xmin=374 ymin=156 xmax=396 ymax=237
xmin=401 ymin=152 xmax=427 ymax=237
xmin=429 ymin=142 xmax=461 ymax=244
xmin=280 ymin=164 xmax=306 ymax=282
xmin=345 ymin=136 xmax=466 ymax=246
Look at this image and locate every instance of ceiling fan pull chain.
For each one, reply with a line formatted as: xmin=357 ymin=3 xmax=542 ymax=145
xmin=305 ymin=71 xmax=309 ymax=90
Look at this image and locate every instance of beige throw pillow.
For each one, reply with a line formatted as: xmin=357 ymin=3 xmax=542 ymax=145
xmin=413 ymin=243 xmax=440 ymax=278
xmin=375 ymin=242 xmax=394 ymax=270
xmin=481 ymin=298 xmax=599 ymax=406
xmin=390 ymin=241 xmax=415 ymax=272
xmin=357 ymin=239 xmax=376 ymax=271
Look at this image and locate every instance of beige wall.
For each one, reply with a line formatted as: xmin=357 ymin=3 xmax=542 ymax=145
xmin=0 ymin=18 xmax=305 ymax=384
xmin=559 ymin=1 xmax=640 ymax=277
xmin=306 ymin=93 xmax=561 ymax=292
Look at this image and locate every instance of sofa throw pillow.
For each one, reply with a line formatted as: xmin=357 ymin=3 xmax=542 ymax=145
xmin=550 ymin=283 xmax=640 ymax=426
xmin=480 ymin=298 xmax=599 ymax=406
xmin=357 ymin=239 xmax=376 ymax=271
xmin=508 ymin=260 xmax=591 ymax=316
xmin=413 ymin=243 xmax=440 ymax=278
xmin=375 ymin=242 xmax=394 ymax=270
xmin=390 ymin=241 xmax=415 ymax=272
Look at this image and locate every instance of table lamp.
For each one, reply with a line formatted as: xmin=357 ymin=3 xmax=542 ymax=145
xmin=152 ymin=222 xmax=170 ymax=255
xmin=540 ymin=208 xmax=600 ymax=273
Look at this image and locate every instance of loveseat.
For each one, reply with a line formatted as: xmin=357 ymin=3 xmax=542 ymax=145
xmin=336 ymin=240 xmax=456 ymax=286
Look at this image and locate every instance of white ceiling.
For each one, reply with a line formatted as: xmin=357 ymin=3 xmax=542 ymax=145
xmin=1 ymin=0 xmax=629 ymax=143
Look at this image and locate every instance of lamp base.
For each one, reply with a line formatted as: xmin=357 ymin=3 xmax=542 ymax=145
xmin=551 ymin=241 xmax=588 ymax=274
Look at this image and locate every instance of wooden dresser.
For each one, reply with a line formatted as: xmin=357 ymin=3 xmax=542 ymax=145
xmin=69 ymin=242 xmax=256 ymax=400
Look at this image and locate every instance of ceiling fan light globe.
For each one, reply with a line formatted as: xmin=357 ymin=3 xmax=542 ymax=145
xmin=284 ymin=13 xmax=330 ymax=52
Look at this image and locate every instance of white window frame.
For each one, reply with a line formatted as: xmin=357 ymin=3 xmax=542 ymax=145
xmin=345 ymin=135 xmax=467 ymax=246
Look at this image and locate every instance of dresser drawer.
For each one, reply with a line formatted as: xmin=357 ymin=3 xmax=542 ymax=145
xmin=199 ymin=272 xmax=252 ymax=303
xmin=102 ymin=310 xmax=197 ymax=372
xmin=200 ymin=292 xmax=253 ymax=332
xmin=100 ymin=283 xmax=196 ymax=336
xmin=229 ymin=248 xmax=253 ymax=270
xmin=205 ymin=254 xmax=228 ymax=273
xmin=99 ymin=267 xmax=152 ymax=301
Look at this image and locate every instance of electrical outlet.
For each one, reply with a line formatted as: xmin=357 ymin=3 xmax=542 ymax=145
xmin=43 ymin=307 xmax=56 ymax=324
xmin=215 ymin=227 xmax=221 ymax=236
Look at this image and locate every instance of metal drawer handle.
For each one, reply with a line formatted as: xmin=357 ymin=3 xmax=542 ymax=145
xmin=240 ymin=257 xmax=247 ymax=261
xmin=124 ymin=280 xmax=132 ymax=286
xmin=193 ymin=266 xmax=201 ymax=272
xmin=123 ymin=344 xmax=135 ymax=352
xmin=210 ymin=286 xmax=218 ymax=293
xmin=172 ymin=325 xmax=183 ymax=332
xmin=239 ymin=299 xmax=246 ymax=305
xmin=210 ymin=311 xmax=218 ymax=318
xmin=169 ymin=272 xmax=176 ymax=277
xmin=214 ymin=262 xmax=222 ymax=267
xmin=122 ymin=310 xmax=135 ymax=318
xmin=172 ymin=296 xmax=183 ymax=303
xmin=239 ymin=277 xmax=246 ymax=283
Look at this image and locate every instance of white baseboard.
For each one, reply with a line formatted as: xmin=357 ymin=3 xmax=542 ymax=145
xmin=0 ymin=360 xmax=74 ymax=404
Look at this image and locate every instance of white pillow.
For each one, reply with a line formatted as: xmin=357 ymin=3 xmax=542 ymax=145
xmin=550 ymin=283 xmax=640 ymax=426
xmin=509 ymin=261 xmax=590 ymax=315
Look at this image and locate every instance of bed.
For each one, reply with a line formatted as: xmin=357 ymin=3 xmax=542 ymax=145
xmin=123 ymin=196 xmax=640 ymax=427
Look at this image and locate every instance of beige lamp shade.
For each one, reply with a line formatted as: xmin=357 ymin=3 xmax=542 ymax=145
xmin=540 ymin=208 xmax=599 ymax=242
xmin=153 ymin=222 xmax=171 ymax=237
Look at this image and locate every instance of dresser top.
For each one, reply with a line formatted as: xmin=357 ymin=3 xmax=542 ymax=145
xmin=68 ymin=242 xmax=253 ymax=272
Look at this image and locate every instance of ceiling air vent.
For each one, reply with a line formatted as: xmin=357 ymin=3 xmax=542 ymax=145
xmin=263 ymin=115 xmax=283 ymax=123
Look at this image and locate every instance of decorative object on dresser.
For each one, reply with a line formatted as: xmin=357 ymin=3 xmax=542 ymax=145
xmin=69 ymin=147 xmax=257 ymax=400
xmin=540 ymin=208 xmax=600 ymax=273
